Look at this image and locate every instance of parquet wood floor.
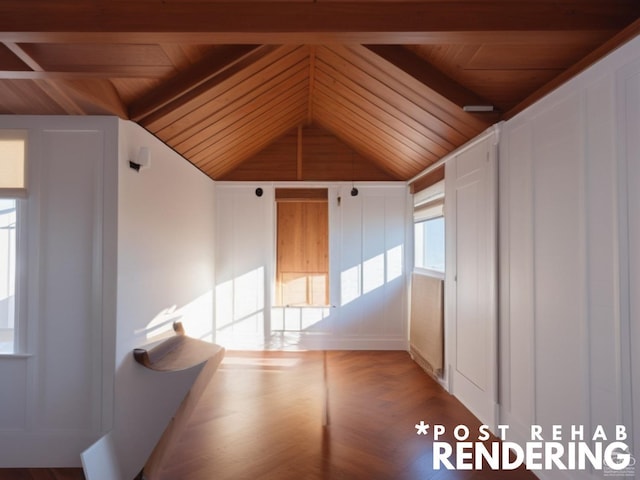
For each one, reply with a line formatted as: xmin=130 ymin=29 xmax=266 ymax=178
xmin=156 ymin=350 xmax=537 ymax=480
xmin=0 ymin=469 xmax=85 ymax=479
xmin=0 ymin=351 xmax=537 ymax=479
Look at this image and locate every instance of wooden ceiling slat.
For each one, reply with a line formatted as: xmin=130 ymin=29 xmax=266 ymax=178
xmin=59 ymin=78 xmax=128 ymax=118
xmin=176 ymin=75 xmax=310 ymax=157
xmin=313 ymin=78 xmax=438 ymax=167
xmin=313 ymin=81 xmax=436 ymax=168
xmin=190 ymin=86 xmax=309 ymax=169
xmin=313 ymin=109 xmax=411 ymax=179
xmin=312 ymin=90 xmax=426 ymax=177
xmin=318 ymin=45 xmax=478 ymax=143
xmin=192 ymin=94 xmax=309 ymax=172
xmin=337 ymin=44 xmax=488 ymax=136
xmin=142 ymin=44 xmax=303 ymax=132
xmin=164 ymin=60 xmax=309 ymax=147
xmin=157 ymin=48 xmax=310 ymax=144
xmin=314 ymin=55 xmax=453 ymax=156
xmin=0 ymin=79 xmax=63 ymax=114
xmin=0 ymin=1 xmax=636 ymax=44
xmin=199 ymin=107 xmax=309 ymax=178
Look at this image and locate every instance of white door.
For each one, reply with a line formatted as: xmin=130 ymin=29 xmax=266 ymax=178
xmin=445 ymin=131 xmax=498 ymax=429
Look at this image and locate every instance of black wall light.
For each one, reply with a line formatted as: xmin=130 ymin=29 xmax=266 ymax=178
xmin=255 ymin=187 xmax=263 ymax=197
xmin=351 ymin=187 xmax=359 ymax=196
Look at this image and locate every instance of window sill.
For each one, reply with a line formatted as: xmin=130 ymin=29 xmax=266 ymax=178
xmin=0 ymin=352 xmax=33 ymax=359
xmin=413 ymin=267 xmax=445 ymax=280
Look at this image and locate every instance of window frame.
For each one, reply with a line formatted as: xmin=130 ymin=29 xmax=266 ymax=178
xmin=0 ymin=130 xmax=28 ymax=355
xmin=414 ymin=215 xmax=445 ymax=277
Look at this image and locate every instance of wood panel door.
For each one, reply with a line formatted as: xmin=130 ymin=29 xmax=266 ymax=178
xmin=445 ymin=131 xmax=499 ymax=429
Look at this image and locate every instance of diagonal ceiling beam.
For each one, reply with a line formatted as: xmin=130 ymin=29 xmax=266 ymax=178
xmin=364 ymin=45 xmax=496 ymax=111
xmin=130 ymin=45 xmax=272 ymax=124
xmin=3 ymin=41 xmax=85 ymax=114
xmin=0 ymin=2 xmax=637 ymax=44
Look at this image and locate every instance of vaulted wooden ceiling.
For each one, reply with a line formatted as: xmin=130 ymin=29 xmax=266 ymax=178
xmin=0 ymin=1 xmax=638 ymax=186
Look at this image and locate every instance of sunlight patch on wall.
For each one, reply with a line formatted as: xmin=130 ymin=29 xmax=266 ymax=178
xmin=340 ymin=264 xmax=361 ymax=306
xmin=363 ymin=253 xmax=385 ymax=294
xmin=215 ymin=266 xmax=266 ymax=344
xmin=387 ymin=245 xmax=404 ymax=282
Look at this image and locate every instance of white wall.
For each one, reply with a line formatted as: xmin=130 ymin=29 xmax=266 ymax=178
xmin=112 ymin=120 xmax=217 ymax=479
xmin=0 ymin=116 xmax=118 ymax=466
xmin=499 ymin=35 xmax=640 ymax=478
xmin=214 ymin=182 xmax=410 ymax=350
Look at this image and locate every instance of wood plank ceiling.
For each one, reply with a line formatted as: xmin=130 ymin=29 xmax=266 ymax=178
xmin=0 ymin=1 xmax=638 ymax=187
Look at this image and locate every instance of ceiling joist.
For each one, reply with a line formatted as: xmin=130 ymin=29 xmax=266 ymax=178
xmin=0 ymin=1 xmax=636 ymax=44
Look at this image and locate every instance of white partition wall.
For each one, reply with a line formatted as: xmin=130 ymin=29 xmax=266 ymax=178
xmin=498 ymin=35 xmax=640 ymax=478
xmin=0 ymin=116 xmax=118 ymax=466
xmin=214 ymin=182 xmax=410 ymax=350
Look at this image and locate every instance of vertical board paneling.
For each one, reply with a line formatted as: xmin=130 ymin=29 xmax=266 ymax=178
xmin=39 ymin=130 xmax=102 ymax=431
xmin=499 ymin=121 xmax=535 ymax=440
xmin=215 ymin=182 xmax=408 ymax=350
xmin=498 ymin=35 xmax=640 ymax=479
xmin=618 ymin=59 xmax=640 ymax=471
xmin=532 ymin=93 xmax=587 ymax=430
xmin=215 ymin=185 xmax=273 ymax=348
xmin=585 ymin=74 xmax=621 ymax=433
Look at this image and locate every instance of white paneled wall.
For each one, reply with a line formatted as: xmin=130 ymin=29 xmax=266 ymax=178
xmin=0 ymin=116 xmax=118 ymax=466
xmin=214 ymin=182 xmax=410 ymax=350
xmin=499 ymin=36 xmax=640 ymax=478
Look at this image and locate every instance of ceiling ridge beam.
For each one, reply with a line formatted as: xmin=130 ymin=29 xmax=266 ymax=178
xmin=0 ymin=2 xmax=637 ymax=44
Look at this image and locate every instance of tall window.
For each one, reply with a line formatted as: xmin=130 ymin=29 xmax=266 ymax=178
xmin=276 ymin=188 xmax=329 ymax=306
xmin=0 ymin=130 xmax=26 ymax=353
xmin=0 ymin=199 xmax=17 ymax=353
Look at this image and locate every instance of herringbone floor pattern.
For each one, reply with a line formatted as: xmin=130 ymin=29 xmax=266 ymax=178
xmin=157 ymin=350 xmax=537 ymax=480
xmin=0 ymin=351 xmax=537 ymax=479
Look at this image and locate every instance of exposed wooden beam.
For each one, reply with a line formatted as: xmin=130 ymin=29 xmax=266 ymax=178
xmin=130 ymin=45 xmax=271 ymax=123
xmin=0 ymin=2 xmax=636 ymax=44
xmin=3 ymin=41 xmax=85 ymax=114
xmin=364 ymin=45 xmax=494 ymax=110
xmin=0 ymin=68 xmax=172 ymax=79
xmin=505 ymin=16 xmax=640 ymax=119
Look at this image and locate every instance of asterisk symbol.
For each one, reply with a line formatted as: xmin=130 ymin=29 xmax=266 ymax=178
xmin=415 ymin=421 xmax=429 ymax=435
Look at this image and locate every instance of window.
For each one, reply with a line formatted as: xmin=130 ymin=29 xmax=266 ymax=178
xmin=415 ymin=216 xmax=445 ymax=272
xmin=0 ymin=130 xmax=26 ymax=353
xmin=413 ymin=180 xmax=445 ymax=273
xmin=0 ymin=199 xmax=17 ymax=353
xmin=275 ymin=188 xmax=329 ymax=306
xmin=0 ymin=130 xmax=27 ymax=197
